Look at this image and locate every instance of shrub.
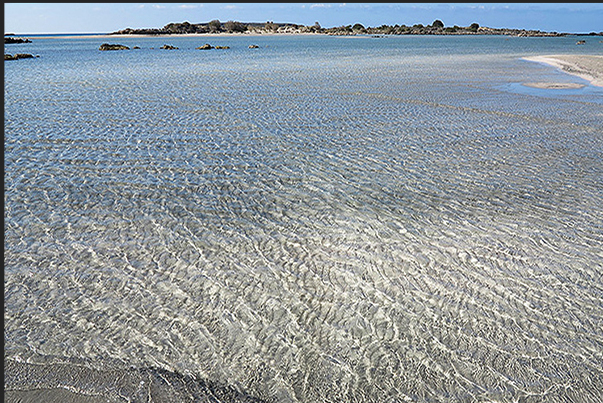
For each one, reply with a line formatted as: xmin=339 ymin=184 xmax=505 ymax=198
xmin=264 ymin=21 xmax=278 ymax=31
xmin=208 ymin=19 xmax=221 ymax=33
xmin=225 ymin=20 xmax=246 ymax=33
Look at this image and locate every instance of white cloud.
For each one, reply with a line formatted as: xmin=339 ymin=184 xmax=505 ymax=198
xmin=178 ymin=4 xmax=199 ymax=9
xmin=152 ymin=5 xmax=165 ymax=9
xmin=223 ymin=5 xmax=237 ymax=10
xmin=310 ymin=4 xmax=331 ymax=9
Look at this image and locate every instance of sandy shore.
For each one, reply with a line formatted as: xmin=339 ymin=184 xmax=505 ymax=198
xmin=522 ymin=54 xmax=603 ymax=88
xmin=522 ymin=82 xmax=586 ymax=89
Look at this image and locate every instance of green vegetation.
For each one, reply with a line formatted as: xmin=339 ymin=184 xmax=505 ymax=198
xmin=224 ymin=20 xmax=246 ymax=33
xmin=208 ymin=19 xmax=221 ymax=33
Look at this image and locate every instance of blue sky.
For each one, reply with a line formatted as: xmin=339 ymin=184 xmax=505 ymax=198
xmin=4 ymin=3 xmax=603 ymax=35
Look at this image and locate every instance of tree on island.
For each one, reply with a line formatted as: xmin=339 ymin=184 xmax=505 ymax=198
xmin=208 ymin=19 xmax=221 ymax=33
xmin=224 ymin=20 xmax=246 ymax=33
xmin=431 ymin=19 xmax=444 ymax=28
xmin=352 ymin=23 xmax=366 ymax=33
xmin=264 ymin=21 xmax=279 ymax=32
xmin=177 ymin=21 xmax=196 ymax=33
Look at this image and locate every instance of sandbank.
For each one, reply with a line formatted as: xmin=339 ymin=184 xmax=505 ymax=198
xmin=522 ymin=54 xmax=603 ymax=88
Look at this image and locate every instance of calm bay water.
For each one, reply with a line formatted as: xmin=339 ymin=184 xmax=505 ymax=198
xmin=4 ymin=34 xmax=603 ymax=402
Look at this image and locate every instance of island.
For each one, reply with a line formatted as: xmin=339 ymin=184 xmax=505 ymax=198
xmin=109 ymin=20 xmax=603 ymax=37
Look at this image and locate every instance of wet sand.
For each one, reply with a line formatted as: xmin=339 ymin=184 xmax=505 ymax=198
xmin=522 ymin=54 xmax=603 ymax=87
xmin=522 ymin=82 xmax=586 ymax=89
xmin=5 ymin=388 xmax=111 ymax=403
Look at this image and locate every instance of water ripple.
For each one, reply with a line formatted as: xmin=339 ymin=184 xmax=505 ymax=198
xmin=5 ymin=35 xmax=603 ymax=402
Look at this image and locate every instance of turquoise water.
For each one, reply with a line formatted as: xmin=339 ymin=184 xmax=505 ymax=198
xmin=4 ymin=34 xmax=603 ymax=402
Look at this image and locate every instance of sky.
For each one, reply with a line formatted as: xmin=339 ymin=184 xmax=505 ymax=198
xmin=4 ymin=3 xmax=603 ymax=35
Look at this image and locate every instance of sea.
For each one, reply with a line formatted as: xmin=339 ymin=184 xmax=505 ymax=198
xmin=4 ymin=34 xmax=603 ymax=402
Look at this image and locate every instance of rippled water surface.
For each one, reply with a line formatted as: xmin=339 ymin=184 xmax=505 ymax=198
xmin=5 ymin=35 xmax=603 ymax=402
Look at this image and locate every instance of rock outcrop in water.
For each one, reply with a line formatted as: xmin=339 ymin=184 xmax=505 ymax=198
xmin=195 ymin=44 xmax=230 ymax=50
xmin=4 ymin=36 xmax=32 ymax=44
xmin=4 ymin=53 xmax=36 ymax=60
xmin=99 ymin=43 xmax=130 ymax=51
xmin=160 ymin=44 xmax=178 ymax=50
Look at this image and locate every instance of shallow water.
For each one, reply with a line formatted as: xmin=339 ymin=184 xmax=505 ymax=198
xmin=4 ymin=34 xmax=603 ymax=402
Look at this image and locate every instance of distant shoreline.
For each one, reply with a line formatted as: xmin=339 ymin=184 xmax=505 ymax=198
xmin=11 ymin=32 xmax=330 ymax=40
xmin=8 ymin=19 xmax=602 ymax=39
xmin=9 ymin=31 xmax=603 ymax=41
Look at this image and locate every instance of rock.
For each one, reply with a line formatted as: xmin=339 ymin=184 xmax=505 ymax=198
xmin=99 ymin=43 xmax=129 ymax=51
xmin=215 ymin=45 xmax=230 ymax=49
xmin=160 ymin=44 xmax=178 ymax=50
xmin=5 ymin=53 xmax=36 ymax=60
xmin=196 ymin=43 xmax=214 ymax=50
xmin=248 ymin=44 xmax=259 ymax=48
xmin=576 ymin=40 xmax=586 ymax=45
xmin=4 ymin=37 xmax=32 ymax=44
xmin=133 ymin=46 xmax=140 ymax=49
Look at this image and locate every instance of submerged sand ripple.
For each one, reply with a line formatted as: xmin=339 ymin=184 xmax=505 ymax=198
xmin=5 ymin=37 xmax=603 ymax=403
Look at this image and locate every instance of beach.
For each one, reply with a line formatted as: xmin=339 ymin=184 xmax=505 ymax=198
xmin=522 ymin=54 xmax=603 ymax=87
